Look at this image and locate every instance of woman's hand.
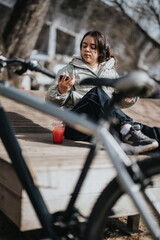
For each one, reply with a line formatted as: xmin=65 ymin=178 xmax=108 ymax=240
xmin=58 ymin=74 xmax=75 ymax=94
xmin=123 ymin=97 xmax=134 ymax=104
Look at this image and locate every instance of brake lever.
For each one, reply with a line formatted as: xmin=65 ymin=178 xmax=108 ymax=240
xmin=14 ymin=65 xmax=28 ymax=75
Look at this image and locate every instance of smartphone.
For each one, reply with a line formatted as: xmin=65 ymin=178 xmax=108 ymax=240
xmin=59 ymin=75 xmax=69 ymax=81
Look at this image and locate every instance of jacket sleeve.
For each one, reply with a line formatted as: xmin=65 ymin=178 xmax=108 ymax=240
xmin=118 ymin=96 xmax=139 ymax=109
xmin=110 ymin=68 xmax=139 ymax=109
xmin=45 ymin=65 xmax=82 ymax=108
xmin=45 ymin=67 xmax=70 ymax=106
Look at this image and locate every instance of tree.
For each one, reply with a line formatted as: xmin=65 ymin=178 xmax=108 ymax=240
xmin=3 ymin=0 xmax=51 ymax=58
xmin=101 ymin=0 xmax=160 ymax=79
xmin=102 ymin=0 xmax=160 ymax=47
xmin=1 ymin=0 xmax=50 ymax=86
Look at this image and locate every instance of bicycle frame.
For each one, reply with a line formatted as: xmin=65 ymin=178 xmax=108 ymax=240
xmin=0 ymin=81 xmax=160 ymax=239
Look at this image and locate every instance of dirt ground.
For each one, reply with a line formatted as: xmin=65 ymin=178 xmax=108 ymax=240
xmin=0 ymin=211 xmax=154 ymax=240
xmin=105 ymin=217 xmax=154 ymax=240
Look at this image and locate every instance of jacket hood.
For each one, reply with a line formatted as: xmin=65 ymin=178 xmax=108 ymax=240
xmin=69 ymin=56 xmax=90 ymax=69
xmin=100 ymin=57 xmax=115 ymax=69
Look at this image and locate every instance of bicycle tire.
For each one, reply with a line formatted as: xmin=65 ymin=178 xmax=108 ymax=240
xmin=84 ymin=155 xmax=160 ymax=240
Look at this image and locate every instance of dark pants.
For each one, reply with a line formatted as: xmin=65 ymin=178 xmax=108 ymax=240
xmin=64 ymin=87 xmax=160 ymax=144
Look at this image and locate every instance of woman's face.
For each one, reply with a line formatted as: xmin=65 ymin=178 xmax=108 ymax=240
xmin=81 ymin=35 xmax=100 ymax=67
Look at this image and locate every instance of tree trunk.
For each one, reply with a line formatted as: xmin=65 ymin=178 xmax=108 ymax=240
xmin=3 ymin=0 xmax=50 ymax=58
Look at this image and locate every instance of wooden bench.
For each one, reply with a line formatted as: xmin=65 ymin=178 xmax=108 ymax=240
xmin=0 ymin=90 xmax=160 ymax=232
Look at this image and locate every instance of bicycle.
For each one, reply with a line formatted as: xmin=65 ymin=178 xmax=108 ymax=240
xmin=0 ymin=55 xmax=160 ymax=240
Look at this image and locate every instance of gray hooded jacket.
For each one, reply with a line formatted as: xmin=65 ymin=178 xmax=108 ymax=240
xmin=46 ymin=56 xmax=138 ymax=109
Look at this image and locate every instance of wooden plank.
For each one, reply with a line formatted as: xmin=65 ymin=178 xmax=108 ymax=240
xmin=0 ymin=130 xmax=118 ymax=230
xmin=0 ymin=183 xmax=21 ymax=228
xmin=0 ymin=91 xmax=54 ymax=133
xmin=123 ymin=98 xmax=160 ymax=127
xmin=0 ymin=159 xmax=22 ymax=195
xmin=1 ymin=92 xmax=160 ymax=134
xmin=0 ymin=152 xmax=117 ymax=230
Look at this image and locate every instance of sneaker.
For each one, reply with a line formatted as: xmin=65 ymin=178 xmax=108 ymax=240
xmin=121 ymin=125 xmax=159 ymax=154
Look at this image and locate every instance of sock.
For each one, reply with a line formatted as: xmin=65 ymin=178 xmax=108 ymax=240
xmin=120 ymin=124 xmax=132 ymax=135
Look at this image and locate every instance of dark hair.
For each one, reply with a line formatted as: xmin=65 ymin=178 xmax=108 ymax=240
xmin=80 ymin=31 xmax=115 ymax=63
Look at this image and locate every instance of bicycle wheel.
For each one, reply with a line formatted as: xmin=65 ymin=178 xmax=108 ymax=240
xmin=85 ymin=155 xmax=160 ymax=240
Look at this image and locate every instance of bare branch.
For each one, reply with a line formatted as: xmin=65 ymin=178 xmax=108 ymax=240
xmin=147 ymin=0 xmax=160 ymax=24
xmin=105 ymin=0 xmax=160 ymax=47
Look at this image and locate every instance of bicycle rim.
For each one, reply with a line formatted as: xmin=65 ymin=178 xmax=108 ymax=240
xmin=85 ymin=156 xmax=160 ymax=240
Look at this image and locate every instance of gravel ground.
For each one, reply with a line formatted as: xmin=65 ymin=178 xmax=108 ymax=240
xmin=0 ymin=211 xmax=154 ymax=240
xmin=105 ymin=217 xmax=154 ymax=240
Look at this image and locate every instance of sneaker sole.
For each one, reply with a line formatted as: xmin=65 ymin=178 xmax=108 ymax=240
xmin=122 ymin=141 xmax=159 ymax=154
xmin=137 ymin=141 xmax=159 ymax=153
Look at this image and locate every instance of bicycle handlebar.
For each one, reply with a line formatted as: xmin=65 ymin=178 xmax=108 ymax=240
xmin=0 ymin=55 xmax=56 ymax=79
xmin=80 ymin=70 xmax=158 ymax=98
xmin=1 ymin=55 xmax=159 ymax=98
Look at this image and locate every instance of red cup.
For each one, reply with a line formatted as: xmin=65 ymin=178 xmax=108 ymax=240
xmin=52 ymin=121 xmax=65 ymax=144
